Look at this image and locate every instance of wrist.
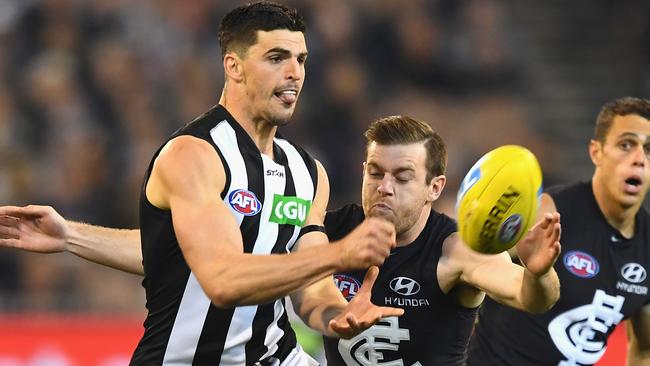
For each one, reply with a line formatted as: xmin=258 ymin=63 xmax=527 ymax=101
xmin=64 ymin=221 xmax=83 ymax=253
xmin=525 ymin=266 xmax=554 ymax=280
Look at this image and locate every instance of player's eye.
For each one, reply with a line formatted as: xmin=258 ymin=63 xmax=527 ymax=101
xmin=619 ymin=140 xmax=633 ymax=150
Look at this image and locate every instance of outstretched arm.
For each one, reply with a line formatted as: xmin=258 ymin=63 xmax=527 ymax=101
xmin=451 ymin=209 xmax=561 ymax=313
xmin=627 ymin=304 xmax=650 ymax=365
xmin=0 ymin=205 xmax=144 ymax=275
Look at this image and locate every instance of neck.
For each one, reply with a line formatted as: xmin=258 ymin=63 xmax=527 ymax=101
xmin=396 ymin=204 xmax=432 ymax=247
xmin=219 ymin=89 xmax=277 ymax=157
xmin=592 ymin=176 xmax=639 ymax=238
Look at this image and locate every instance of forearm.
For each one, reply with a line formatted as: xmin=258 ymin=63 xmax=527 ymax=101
xmin=290 ymin=278 xmax=347 ymax=337
xmin=203 ymin=243 xmax=344 ymax=308
xmin=519 ymin=267 xmax=560 ymax=313
xmin=67 ymin=222 xmax=144 ymax=275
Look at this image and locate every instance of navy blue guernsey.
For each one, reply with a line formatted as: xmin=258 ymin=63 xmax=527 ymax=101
xmin=323 ymin=204 xmax=477 ymax=366
xmin=469 ymin=181 xmax=650 ymax=366
xmin=131 ymin=105 xmax=319 ymax=365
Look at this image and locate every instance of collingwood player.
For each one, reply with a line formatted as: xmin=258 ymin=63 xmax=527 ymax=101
xmin=0 ymin=2 xmax=405 ymax=365
xmin=468 ymin=97 xmax=650 ymax=366
xmin=322 ymin=115 xmax=561 ymax=365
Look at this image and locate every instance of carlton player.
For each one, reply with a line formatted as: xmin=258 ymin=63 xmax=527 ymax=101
xmin=322 ymin=115 xmax=562 ymax=365
xmin=469 ymin=97 xmax=650 ymax=366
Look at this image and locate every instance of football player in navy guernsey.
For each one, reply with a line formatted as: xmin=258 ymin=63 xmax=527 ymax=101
xmin=0 ymin=2 xmax=405 ymax=365
xmin=468 ymin=97 xmax=650 ymax=366
xmin=321 ymin=115 xmax=561 ymax=365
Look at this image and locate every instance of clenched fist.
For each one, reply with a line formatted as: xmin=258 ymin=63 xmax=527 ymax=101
xmin=336 ymin=217 xmax=396 ymax=271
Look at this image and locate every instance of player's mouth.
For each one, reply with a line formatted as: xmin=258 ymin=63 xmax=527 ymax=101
xmin=623 ymin=175 xmax=643 ymax=194
xmin=274 ymin=88 xmax=298 ymax=105
xmin=371 ymin=202 xmax=393 ymax=214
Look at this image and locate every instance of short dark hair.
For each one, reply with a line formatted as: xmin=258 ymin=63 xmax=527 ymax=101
xmin=364 ymin=115 xmax=447 ymax=183
xmin=218 ymin=1 xmax=306 ymax=59
xmin=594 ymin=97 xmax=650 ymax=142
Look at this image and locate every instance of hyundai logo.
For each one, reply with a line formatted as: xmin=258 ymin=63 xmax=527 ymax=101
xmin=621 ymin=263 xmax=647 ymax=284
xmin=389 ymin=277 xmax=420 ymax=296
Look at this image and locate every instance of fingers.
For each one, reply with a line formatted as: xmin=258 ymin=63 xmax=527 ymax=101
xmin=329 ymin=314 xmax=361 ymax=339
xmin=0 ymin=238 xmax=22 ymax=249
xmin=339 ymin=219 xmax=396 ymax=270
xmin=0 ymin=206 xmax=26 ymax=217
xmin=0 ymin=205 xmax=50 ymax=220
xmin=544 ymin=214 xmax=560 ymax=239
xmin=0 ymin=215 xmax=21 ymax=239
xmin=357 ymin=266 xmax=379 ymax=296
xmin=379 ymin=306 xmax=404 ymax=318
xmin=367 ymin=217 xmax=396 ymax=248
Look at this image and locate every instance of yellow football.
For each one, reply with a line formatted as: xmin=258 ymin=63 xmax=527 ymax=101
xmin=456 ymin=145 xmax=542 ymax=254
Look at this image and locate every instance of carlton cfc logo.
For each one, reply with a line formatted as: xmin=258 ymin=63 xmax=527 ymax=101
xmin=228 ymin=189 xmax=262 ymax=216
xmin=563 ymin=250 xmax=600 ymax=278
xmin=333 ymin=274 xmax=360 ymax=301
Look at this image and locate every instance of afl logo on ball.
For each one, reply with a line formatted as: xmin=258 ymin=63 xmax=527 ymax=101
xmin=228 ymin=189 xmax=262 ymax=216
xmin=499 ymin=214 xmax=522 ymax=243
xmin=563 ymin=250 xmax=599 ymax=278
xmin=333 ymin=274 xmax=360 ymax=301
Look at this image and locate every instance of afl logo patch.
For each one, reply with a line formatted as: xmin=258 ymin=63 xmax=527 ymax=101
xmin=333 ymin=274 xmax=360 ymax=301
xmin=563 ymin=250 xmax=599 ymax=278
xmin=499 ymin=214 xmax=522 ymax=243
xmin=228 ymin=189 xmax=262 ymax=216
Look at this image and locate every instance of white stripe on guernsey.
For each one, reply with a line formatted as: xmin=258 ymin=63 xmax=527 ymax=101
xmin=274 ymin=138 xmax=315 ymax=252
xmin=258 ymin=298 xmax=286 ymax=361
xmin=259 ymin=141 xmax=314 ymax=361
xmin=252 ymin=154 xmax=285 ymax=254
xmin=211 ymin=121 xmax=247 ymax=226
xmin=221 ymin=155 xmax=287 ymax=363
xmin=162 ymin=273 xmax=211 ymax=365
xmin=218 ymin=305 xmax=257 ymax=365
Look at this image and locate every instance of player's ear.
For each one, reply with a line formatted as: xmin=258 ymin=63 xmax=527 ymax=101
xmin=223 ymin=52 xmax=244 ymax=83
xmin=589 ymin=139 xmax=603 ymax=166
xmin=428 ymin=175 xmax=446 ymax=202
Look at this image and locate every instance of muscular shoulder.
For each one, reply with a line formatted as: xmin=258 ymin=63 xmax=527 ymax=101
xmin=147 ymin=135 xmax=226 ymax=209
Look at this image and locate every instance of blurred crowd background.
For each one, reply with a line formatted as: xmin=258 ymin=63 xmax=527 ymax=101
xmin=0 ymin=0 xmax=648 ymax=324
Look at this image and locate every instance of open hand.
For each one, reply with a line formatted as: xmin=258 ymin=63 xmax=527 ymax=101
xmin=516 ymin=212 xmax=562 ymax=276
xmin=0 ymin=205 xmax=68 ymax=253
xmin=328 ymin=266 xmax=404 ymax=339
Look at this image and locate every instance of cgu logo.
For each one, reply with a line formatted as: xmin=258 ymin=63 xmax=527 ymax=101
xmin=269 ymin=194 xmax=311 ymax=227
xmin=228 ymin=189 xmax=262 ymax=216
xmin=334 ymin=274 xmax=361 ymax=301
xmin=563 ymin=250 xmax=600 ymax=278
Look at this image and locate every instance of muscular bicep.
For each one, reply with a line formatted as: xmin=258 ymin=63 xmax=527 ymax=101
xmin=294 ymin=160 xmax=330 ymax=251
xmin=147 ymin=136 xmax=244 ymax=288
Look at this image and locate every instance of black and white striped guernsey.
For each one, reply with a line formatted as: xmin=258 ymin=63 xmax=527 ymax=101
xmin=131 ymin=105 xmax=319 ymax=365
